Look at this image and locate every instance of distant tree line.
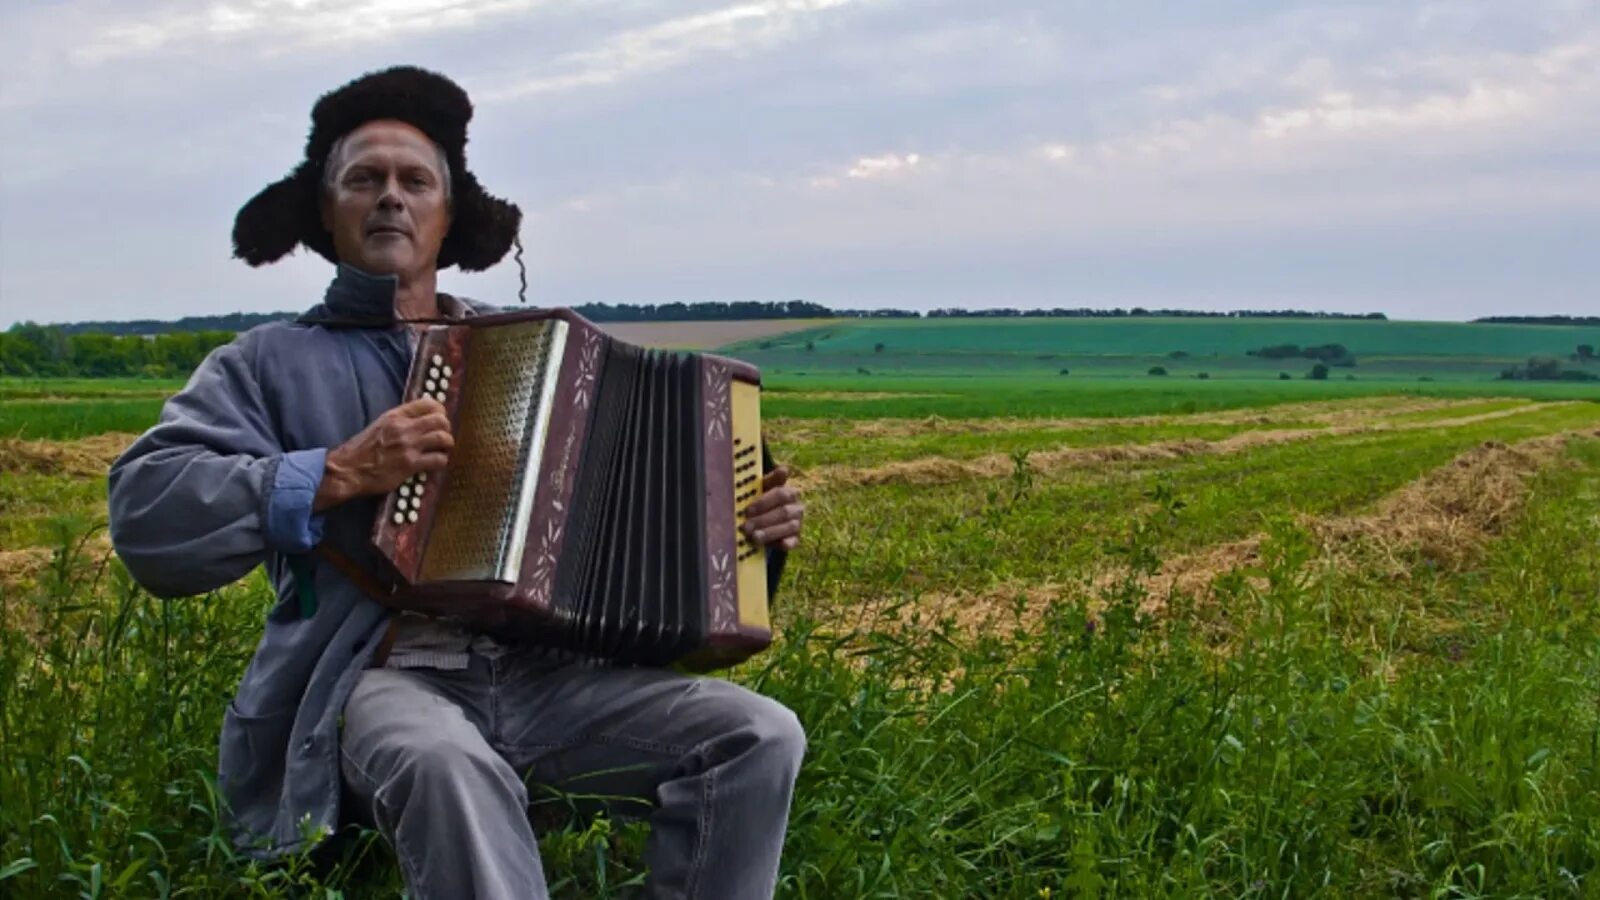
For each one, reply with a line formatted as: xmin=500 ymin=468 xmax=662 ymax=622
xmin=1474 ymin=316 xmax=1600 ymax=326
xmin=53 ymin=312 xmax=296 ymax=336
xmin=563 ymin=300 xmax=836 ymax=322
xmin=1247 ymin=343 xmax=1358 ymax=366
xmin=1 ymin=323 xmax=233 ymax=377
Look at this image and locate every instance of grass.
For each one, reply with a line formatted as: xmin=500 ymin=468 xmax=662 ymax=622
xmin=5 ymin=383 xmax=1600 ymax=896
xmin=0 ymin=378 xmax=185 ymax=400
xmin=792 ymin=402 xmax=1600 ymax=594
xmin=763 ymin=377 xmax=1600 ymax=420
xmin=0 ymin=399 xmax=166 ymax=440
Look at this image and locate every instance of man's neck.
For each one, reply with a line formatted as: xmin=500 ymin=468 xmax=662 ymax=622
xmin=393 ymin=269 xmax=441 ymax=321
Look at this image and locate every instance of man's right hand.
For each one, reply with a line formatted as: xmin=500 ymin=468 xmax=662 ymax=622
xmin=314 ymin=397 xmax=454 ymax=512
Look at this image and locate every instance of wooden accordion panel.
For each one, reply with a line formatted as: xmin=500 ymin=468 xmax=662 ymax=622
xmin=370 ymin=309 xmax=772 ymax=671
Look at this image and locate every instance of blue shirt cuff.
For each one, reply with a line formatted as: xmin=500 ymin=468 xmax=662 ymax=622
xmin=265 ymin=448 xmax=327 ymax=554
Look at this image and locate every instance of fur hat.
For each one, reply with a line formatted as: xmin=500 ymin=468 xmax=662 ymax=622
xmin=232 ymin=65 xmax=521 ymax=272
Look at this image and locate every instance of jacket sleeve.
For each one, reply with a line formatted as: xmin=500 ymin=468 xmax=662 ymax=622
xmin=108 ymin=334 xmax=329 ymax=599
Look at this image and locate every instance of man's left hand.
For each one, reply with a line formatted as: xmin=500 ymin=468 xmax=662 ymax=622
xmin=742 ymin=465 xmax=804 ymax=551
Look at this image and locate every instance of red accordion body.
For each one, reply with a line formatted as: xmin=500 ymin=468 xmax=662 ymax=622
xmin=369 ymin=308 xmax=772 ymax=670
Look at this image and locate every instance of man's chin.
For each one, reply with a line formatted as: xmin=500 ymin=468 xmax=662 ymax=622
xmin=345 ymin=252 xmax=409 ymax=277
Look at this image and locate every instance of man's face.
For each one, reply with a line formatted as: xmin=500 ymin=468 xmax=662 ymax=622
xmin=321 ymin=120 xmax=451 ymax=279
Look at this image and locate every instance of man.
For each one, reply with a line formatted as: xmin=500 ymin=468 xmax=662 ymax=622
xmin=108 ymin=66 xmax=806 ymax=899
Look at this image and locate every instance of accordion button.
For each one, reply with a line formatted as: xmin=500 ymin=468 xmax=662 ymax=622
xmin=431 ymin=354 xmax=443 ymax=366
xmin=439 ymin=378 xmax=450 ymax=390
xmin=397 ymin=497 xmax=410 ymax=511
xmin=425 ymin=379 xmax=437 ymax=392
xmin=442 ymin=365 xmax=453 ymax=377
xmin=408 ymin=510 xmax=419 ymax=523
xmin=399 ymin=485 xmax=411 ymax=498
xmin=413 ymin=485 xmax=425 ymax=497
xmin=417 ymin=472 xmax=427 ymax=482
xmin=392 ymin=512 xmax=405 ymax=525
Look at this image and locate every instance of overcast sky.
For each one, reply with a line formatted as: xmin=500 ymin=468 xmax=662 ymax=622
xmin=2 ymin=0 xmax=1597 ymax=326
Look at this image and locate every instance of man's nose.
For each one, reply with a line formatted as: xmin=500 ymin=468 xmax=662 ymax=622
xmin=377 ymin=176 xmax=405 ymax=211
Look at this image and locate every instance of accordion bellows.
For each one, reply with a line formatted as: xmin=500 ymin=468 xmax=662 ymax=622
xmin=371 ymin=309 xmax=772 ymax=670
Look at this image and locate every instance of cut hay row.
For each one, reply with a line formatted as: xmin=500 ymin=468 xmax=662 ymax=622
xmin=796 ymin=401 xmax=1576 ymax=491
xmin=0 ymin=398 xmax=1529 ymax=483
xmin=766 ymin=395 xmax=1483 ymax=444
xmin=878 ymin=429 xmax=1596 ymax=642
xmin=0 ymin=431 xmax=142 ymax=478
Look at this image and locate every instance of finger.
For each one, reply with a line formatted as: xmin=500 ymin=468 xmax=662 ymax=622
xmin=760 ymin=465 xmax=790 ymax=491
xmin=744 ymin=485 xmax=798 ymax=517
xmin=411 ymin=429 xmax=456 ymax=453
xmin=411 ymin=451 xmax=452 ymax=472
xmin=748 ymin=518 xmax=801 ymax=546
xmin=412 ymin=412 xmax=453 ymax=435
xmin=400 ymin=396 xmax=446 ymax=417
xmin=742 ymin=503 xmax=804 ymax=537
xmin=780 ymin=535 xmax=800 ymax=551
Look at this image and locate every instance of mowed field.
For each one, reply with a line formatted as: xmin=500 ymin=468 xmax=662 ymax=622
xmin=5 ymin=323 xmax=1600 ymax=896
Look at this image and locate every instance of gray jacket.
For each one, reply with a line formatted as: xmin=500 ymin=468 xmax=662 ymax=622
xmin=108 ymin=264 xmax=486 ymax=855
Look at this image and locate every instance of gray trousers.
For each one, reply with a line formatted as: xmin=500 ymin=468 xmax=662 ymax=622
xmin=339 ymin=651 xmax=806 ymax=899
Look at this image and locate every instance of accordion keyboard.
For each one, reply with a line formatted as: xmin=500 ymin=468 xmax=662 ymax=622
xmin=389 ymin=354 xmax=452 ymax=526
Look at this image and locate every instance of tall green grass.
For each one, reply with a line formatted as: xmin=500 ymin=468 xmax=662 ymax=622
xmin=0 ymin=399 xmax=167 ymax=440
xmin=5 ymin=403 xmax=1600 ymax=896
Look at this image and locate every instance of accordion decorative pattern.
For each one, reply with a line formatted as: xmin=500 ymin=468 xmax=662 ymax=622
xmin=418 ymin=319 xmax=567 ymax=584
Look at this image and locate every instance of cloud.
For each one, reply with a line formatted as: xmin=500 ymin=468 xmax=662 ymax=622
xmin=2 ymin=0 xmax=1598 ymax=324
xmin=68 ymin=0 xmax=549 ymax=66
xmin=479 ymin=0 xmax=878 ymax=100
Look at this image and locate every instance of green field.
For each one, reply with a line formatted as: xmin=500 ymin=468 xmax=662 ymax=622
xmin=6 ymin=363 xmax=1600 ymax=896
xmin=728 ymin=316 xmax=1600 ymax=383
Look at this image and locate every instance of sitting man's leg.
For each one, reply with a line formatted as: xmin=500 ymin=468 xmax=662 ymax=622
xmin=342 ymin=666 xmax=547 ymax=899
xmin=496 ymin=660 xmax=807 ymax=899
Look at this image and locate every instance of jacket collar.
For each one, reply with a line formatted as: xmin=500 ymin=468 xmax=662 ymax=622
xmin=298 ymin=263 xmax=477 ymax=326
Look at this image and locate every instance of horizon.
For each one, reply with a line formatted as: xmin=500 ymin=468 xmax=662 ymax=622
xmin=13 ymin=303 xmax=1597 ymax=331
xmin=3 ymin=1 xmax=1598 ymax=329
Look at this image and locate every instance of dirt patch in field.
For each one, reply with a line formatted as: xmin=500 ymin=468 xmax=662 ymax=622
xmin=597 ymin=319 xmax=833 ymax=350
xmin=0 ymin=432 xmax=139 ymax=478
xmin=866 ymin=431 xmax=1592 ymax=641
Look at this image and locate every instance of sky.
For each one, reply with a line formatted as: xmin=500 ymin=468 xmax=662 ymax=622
xmin=1 ymin=0 xmax=1597 ymax=327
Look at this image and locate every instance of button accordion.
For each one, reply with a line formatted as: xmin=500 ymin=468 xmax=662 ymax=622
xmin=369 ymin=309 xmax=775 ymax=670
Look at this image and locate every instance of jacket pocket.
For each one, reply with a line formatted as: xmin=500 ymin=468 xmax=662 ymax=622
xmin=218 ymin=701 xmax=296 ymax=845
